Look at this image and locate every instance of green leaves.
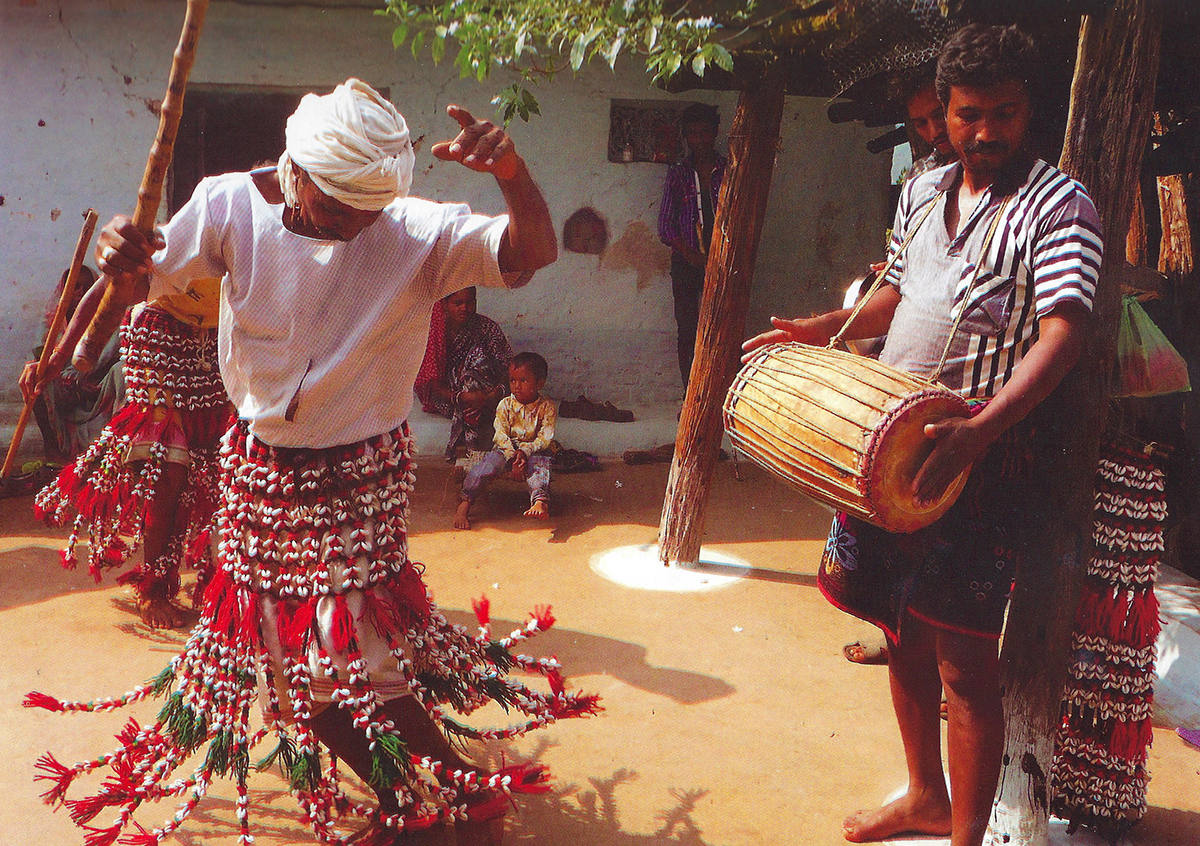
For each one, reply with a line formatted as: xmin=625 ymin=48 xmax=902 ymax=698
xmin=493 ymin=83 xmax=542 ymax=124
xmin=379 ymin=0 xmax=737 ymax=125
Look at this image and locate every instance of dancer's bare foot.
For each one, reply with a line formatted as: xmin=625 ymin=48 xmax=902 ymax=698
xmin=454 ymin=500 xmax=472 ymax=530
xmin=139 ymin=595 xmax=185 ymax=629
xmin=842 ymin=791 xmax=952 ymax=843
xmin=524 ymin=500 xmax=548 ymax=520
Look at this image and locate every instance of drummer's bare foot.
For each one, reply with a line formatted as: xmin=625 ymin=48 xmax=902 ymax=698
xmin=524 ymin=501 xmax=548 ymax=520
xmin=454 ymin=500 xmax=472 ymax=530
xmin=842 ymin=791 xmax=951 ymax=843
xmin=139 ymin=595 xmax=185 ymax=629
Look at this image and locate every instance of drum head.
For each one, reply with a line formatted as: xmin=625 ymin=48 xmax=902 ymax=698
xmin=865 ymin=390 xmax=972 ymax=533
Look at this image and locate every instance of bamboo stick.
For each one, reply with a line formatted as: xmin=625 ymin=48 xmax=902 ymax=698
xmin=73 ymin=0 xmax=209 ymax=373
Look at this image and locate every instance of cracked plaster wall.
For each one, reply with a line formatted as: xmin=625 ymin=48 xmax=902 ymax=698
xmin=1 ymin=0 xmax=889 ymax=442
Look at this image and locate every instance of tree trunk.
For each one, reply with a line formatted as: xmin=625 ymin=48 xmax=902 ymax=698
xmin=658 ymin=65 xmax=785 ymax=566
xmin=986 ymin=3 xmax=1162 ymax=845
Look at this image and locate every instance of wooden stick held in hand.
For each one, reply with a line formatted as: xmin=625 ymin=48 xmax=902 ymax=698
xmin=73 ymin=0 xmax=209 ymax=374
xmin=3 ymin=210 xmax=99 ymax=478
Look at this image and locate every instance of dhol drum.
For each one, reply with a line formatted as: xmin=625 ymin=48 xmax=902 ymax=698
xmin=724 ymin=343 xmax=972 ymax=533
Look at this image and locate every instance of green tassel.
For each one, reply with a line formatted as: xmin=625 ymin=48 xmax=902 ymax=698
xmin=205 ymin=731 xmax=233 ymax=775
xmin=368 ymin=732 xmax=413 ymax=789
xmin=158 ymin=691 xmax=184 ymax=727
xmin=147 ymin=665 xmax=177 ymax=697
xmin=165 ymin=699 xmax=208 ymax=753
xmin=440 ymin=717 xmax=481 ymax=740
xmin=232 ymin=745 xmax=250 ymax=784
xmin=416 ymin=672 xmax=478 ymax=711
xmin=486 ymin=640 xmax=514 ymax=671
xmin=289 ymin=750 xmax=322 ymax=793
xmin=255 ymin=734 xmax=297 ymax=774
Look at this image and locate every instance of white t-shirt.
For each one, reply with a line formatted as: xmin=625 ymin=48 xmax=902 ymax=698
xmin=148 ymin=172 xmax=512 ymax=448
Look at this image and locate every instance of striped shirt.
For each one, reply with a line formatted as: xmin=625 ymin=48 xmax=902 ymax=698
xmin=880 ymin=157 xmax=1103 ymax=398
xmin=147 ymin=172 xmax=512 ymax=448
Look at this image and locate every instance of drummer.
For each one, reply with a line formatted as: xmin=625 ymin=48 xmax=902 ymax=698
xmin=744 ymin=24 xmax=1101 ymax=846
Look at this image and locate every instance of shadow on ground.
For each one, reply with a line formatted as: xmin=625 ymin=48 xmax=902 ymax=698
xmin=163 ymin=741 xmax=721 ymax=846
xmin=441 ymin=610 xmax=735 ymax=705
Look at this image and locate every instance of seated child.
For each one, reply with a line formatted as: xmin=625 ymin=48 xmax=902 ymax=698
xmin=455 ymin=352 xmax=556 ymax=529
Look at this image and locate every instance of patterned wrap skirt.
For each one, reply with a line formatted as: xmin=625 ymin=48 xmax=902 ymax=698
xmin=26 ymin=420 xmax=598 ymax=845
xmin=818 ymin=400 xmax=1061 ymax=642
xmin=34 ymin=304 xmax=229 ymax=595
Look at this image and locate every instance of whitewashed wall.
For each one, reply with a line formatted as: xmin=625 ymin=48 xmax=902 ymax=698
xmin=1 ymin=0 xmax=890 ymax=435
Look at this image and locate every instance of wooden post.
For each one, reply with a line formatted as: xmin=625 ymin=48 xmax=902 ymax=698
xmin=1158 ymin=172 xmax=1195 ymax=278
xmin=985 ymin=2 xmax=1162 ymax=844
xmin=1157 ymin=169 xmax=1200 ymax=571
xmin=1127 ymin=180 xmax=1147 ymax=266
xmin=658 ymin=64 xmax=785 ymax=566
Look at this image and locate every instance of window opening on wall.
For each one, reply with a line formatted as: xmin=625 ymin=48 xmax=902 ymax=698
xmin=607 ymin=98 xmax=708 ymax=165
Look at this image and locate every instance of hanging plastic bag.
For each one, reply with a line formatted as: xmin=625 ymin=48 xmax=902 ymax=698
xmin=1115 ymin=295 xmax=1191 ymax=397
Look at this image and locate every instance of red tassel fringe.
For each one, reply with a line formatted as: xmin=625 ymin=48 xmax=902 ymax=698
xmin=24 ymin=691 xmax=65 ymax=712
xmin=34 ymin=753 xmax=76 ymax=805
xmin=473 ymin=596 xmax=490 ymax=627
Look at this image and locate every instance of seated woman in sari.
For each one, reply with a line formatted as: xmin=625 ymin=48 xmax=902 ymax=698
xmin=414 ymin=286 xmax=513 ymax=459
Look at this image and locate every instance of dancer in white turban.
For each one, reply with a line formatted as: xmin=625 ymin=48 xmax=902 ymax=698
xmin=29 ymin=80 xmax=595 ymax=846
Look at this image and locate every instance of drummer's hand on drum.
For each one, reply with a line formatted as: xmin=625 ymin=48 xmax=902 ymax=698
xmin=913 ymin=417 xmax=987 ymax=507
xmin=96 ymin=215 xmax=163 ymax=284
xmin=741 ymin=316 xmax=829 ymax=362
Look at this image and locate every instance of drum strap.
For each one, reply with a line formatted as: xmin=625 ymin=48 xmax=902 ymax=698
xmin=828 ymin=195 xmax=942 ymax=351
xmin=930 ymin=196 xmax=1011 ymax=383
xmin=828 ymin=192 xmax=1012 ymax=386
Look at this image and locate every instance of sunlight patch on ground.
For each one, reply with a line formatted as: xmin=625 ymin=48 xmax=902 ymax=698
xmin=590 ymin=544 xmax=747 ymax=592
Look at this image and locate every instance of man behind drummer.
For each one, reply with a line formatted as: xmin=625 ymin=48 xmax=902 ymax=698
xmin=744 ymin=24 xmax=1101 ymax=846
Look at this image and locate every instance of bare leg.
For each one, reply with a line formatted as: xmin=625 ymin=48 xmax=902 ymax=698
xmin=523 ymin=458 xmax=550 ymax=520
xmin=937 ymin=630 xmax=1004 ymax=846
xmin=312 ymin=697 xmax=501 ymax=844
xmin=138 ymin=461 xmax=189 ymax=628
xmin=843 ymin=618 xmax=952 ymax=842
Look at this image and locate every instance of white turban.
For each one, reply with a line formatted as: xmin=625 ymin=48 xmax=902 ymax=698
xmin=278 ymin=78 xmax=415 ymax=212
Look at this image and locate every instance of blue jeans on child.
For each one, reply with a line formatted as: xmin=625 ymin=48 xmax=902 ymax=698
xmin=461 ymin=450 xmax=552 ymax=505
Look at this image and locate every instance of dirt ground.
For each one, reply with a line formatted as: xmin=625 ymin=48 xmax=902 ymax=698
xmin=2 ymin=458 xmax=1198 ymax=846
